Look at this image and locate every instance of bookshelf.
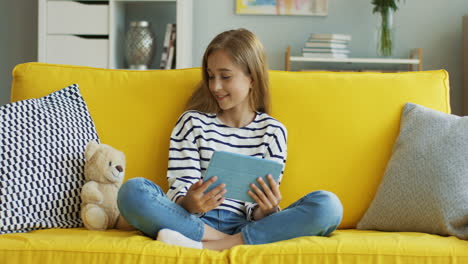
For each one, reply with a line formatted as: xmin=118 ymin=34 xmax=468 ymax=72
xmin=285 ymin=46 xmax=423 ymax=72
xmin=38 ymin=0 xmax=193 ymax=69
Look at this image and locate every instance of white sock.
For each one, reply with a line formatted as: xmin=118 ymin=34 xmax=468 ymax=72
xmin=157 ymin=228 xmax=203 ymax=249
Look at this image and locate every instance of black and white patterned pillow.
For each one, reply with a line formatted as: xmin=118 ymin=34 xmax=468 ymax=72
xmin=0 ymin=84 xmax=99 ymax=234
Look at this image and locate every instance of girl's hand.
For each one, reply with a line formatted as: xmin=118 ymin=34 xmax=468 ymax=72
xmin=177 ymin=176 xmax=226 ymax=214
xmin=248 ymin=174 xmax=281 ymax=221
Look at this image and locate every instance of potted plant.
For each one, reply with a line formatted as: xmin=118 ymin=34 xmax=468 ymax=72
xmin=372 ymin=0 xmax=403 ymax=56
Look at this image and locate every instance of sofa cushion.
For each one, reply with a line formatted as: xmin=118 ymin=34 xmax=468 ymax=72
xmin=10 ymin=63 xmax=451 ymax=228
xmin=0 ymin=84 xmax=99 ymax=234
xmin=0 ymin=229 xmax=467 ymax=263
xmin=357 ymin=103 xmax=468 ymax=239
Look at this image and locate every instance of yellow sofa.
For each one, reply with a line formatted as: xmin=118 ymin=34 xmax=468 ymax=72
xmin=2 ymin=62 xmax=467 ymax=263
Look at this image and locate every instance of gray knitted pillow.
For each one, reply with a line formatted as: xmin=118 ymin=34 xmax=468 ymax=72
xmin=357 ymin=103 xmax=468 ymax=239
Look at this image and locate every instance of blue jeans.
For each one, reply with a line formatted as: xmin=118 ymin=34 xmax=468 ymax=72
xmin=117 ymin=177 xmax=343 ymax=245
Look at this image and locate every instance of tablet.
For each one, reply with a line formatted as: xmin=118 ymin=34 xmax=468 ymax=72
xmin=203 ymin=151 xmax=283 ymax=203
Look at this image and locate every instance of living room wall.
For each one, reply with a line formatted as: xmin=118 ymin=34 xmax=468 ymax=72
xmin=0 ymin=0 xmax=37 ymax=107
xmin=1 ymin=0 xmax=467 ymax=115
xmin=192 ymin=0 xmax=468 ymax=115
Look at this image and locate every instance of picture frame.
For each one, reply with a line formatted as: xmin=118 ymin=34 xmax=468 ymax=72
xmin=236 ymin=0 xmax=328 ymax=16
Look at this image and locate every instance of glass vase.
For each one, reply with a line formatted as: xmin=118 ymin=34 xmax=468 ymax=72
xmin=125 ymin=21 xmax=155 ymax=70
xmin=375 ymin=9 xmax=395 ymax=57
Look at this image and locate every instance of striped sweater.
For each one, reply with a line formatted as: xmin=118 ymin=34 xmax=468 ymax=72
xmin=166 ymin=110 xmax=287 ymax=220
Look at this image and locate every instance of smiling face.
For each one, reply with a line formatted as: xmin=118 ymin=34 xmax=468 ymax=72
xmin=207 ymin=49 xmax=253 ymax=112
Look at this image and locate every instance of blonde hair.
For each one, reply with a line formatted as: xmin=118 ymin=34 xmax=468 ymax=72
xmin=185 ymin=28 xmax=270 ymax=114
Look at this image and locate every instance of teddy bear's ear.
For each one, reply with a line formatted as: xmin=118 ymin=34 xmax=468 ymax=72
xmin=84 ymin=141 xmax=100 ymax=161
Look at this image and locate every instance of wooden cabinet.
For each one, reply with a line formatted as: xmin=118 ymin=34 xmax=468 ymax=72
xmin=38 ymin=0 xmax=193 ymax=69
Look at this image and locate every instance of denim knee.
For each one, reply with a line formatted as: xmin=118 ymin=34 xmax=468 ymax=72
xmin=303 ymin=190 xmax=343 ymax=233
xmin=117 ymin=177 xmax=164 ymax=210
xmin=306 ymin=190 xmax=343 ymax=218
xmin=121 ymin=177 xmax=163 ymax=195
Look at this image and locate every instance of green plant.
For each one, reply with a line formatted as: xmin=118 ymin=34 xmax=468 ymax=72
xmin=371 ymin=0 xmax=401 ymax=13
xmin=371 ymin=0 xmax=404 ymax=56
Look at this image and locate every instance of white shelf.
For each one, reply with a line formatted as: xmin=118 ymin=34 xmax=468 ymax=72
xmin=290 ymin=56 xmax=420 ymax=65
xmin=285 ymin=46 xmax=424 ymax=71
xmin=38 ymin=0 xmax=193 ymax=69
xmin=114 ymin=0 xmax=176 ymax=2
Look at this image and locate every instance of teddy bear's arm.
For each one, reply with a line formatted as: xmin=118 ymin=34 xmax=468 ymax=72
xmin=81 ymin=181 xmax=104 ymax=204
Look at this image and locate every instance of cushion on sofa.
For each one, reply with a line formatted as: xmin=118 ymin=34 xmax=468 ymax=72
xmin=357 ymin=103 xmax=468 ymax=239
xmin=0 ymin=84 xmax=99 ymax=234
xmin=0 ymin=228 xmax=467 ymax=263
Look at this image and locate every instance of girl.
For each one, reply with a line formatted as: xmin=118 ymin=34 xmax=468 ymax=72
xmin=117 ymin=28 xmax=343 ymax=251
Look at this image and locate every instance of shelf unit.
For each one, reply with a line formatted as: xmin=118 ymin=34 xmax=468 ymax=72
xmin=285 ymin=46 xmax=423 ymax=71
xmin=38 ymin=0 xmax=193 ymax=69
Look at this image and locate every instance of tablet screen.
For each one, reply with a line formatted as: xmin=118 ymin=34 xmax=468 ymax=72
xmin=203 ymin=151 xmax=283 ymax=203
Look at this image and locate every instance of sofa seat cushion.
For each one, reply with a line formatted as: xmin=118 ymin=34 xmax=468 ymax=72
xmin=1 ymin=229 xmax=467 ymax=264
xmin=0 ymin=228 xmax=227 ymax=263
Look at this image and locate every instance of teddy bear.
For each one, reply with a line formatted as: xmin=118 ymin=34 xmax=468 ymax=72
xmin=80 ymin=141 xmax=133 ymax=231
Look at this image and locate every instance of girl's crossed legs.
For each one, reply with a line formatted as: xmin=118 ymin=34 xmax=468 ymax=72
xmin=117 ymin=177 xmax=343 ymax=251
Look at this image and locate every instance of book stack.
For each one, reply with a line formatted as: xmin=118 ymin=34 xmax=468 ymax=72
xmin=160 ymin=23 xmax=176 ymax=69
xmin=302 ymin=33 xmax=351 ymax=58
